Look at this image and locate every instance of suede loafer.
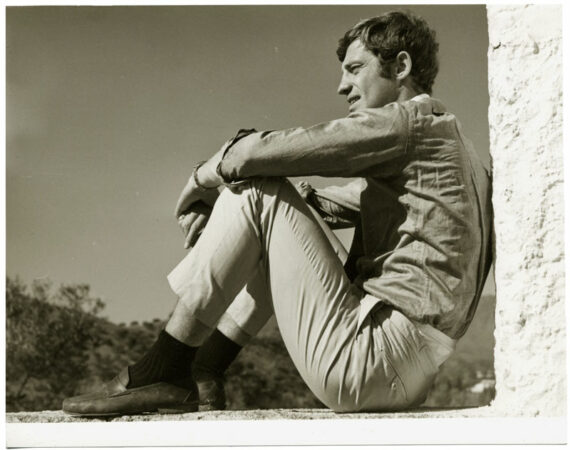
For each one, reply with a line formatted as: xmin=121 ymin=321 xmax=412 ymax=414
xmin=62 ymin=368 xmax=199 ymax=417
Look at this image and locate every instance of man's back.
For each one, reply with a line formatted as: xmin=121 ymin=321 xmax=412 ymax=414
xmin=352 ymin=95 xmax=492 ymax=339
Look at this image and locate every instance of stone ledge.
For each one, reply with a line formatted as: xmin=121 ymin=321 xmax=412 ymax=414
xmin=7 ymin=406 xmax=497 ymax=422
xmin=9 ymin=408 xmax=567 ymax=447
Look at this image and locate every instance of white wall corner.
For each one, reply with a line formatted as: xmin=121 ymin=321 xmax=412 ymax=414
xmin=487 ymin=4 xmax=566 ymax=416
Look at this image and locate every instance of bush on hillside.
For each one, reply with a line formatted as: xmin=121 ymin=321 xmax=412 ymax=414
xmin=6 ymin=277 xmax=105 ymax=411
xmin=6 ymin=276 xmax=495 ymax=412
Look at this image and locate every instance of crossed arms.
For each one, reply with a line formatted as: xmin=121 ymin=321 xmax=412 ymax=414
xmin=174 ymin=104 xmax=409 ymax=247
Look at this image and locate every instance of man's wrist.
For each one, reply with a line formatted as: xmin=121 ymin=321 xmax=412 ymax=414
xmin=194 ymin=160 xmax=223 ymax=189
xmin=193 ymin=127 xmax=257 ymax=190
xmin=215 ymin=128 xmax=257 ymax=185
xmin=192 ymin=161 xmax=214 ymax=191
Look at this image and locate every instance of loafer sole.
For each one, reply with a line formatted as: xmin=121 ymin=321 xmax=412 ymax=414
xmin=62 ymin=368 xmax=199 ymax=417
xmin=64 ymin=401 xmax=199 ymax=417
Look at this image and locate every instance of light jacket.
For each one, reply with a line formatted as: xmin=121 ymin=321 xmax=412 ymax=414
xmin=219 ymin=94 xmax=493 ymax=339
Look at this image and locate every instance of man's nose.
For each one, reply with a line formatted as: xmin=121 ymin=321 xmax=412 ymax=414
xmin=337 ymin=75 xmax=351 ymax=96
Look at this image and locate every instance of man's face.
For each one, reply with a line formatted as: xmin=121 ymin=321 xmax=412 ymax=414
xmin=337 ymin=40 xmax=398 ymax=113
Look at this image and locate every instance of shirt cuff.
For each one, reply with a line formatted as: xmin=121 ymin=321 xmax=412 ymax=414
xmin=216 ymin=128 xmax=257 ymax=186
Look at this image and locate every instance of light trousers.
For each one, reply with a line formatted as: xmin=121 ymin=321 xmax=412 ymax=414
xmin=168 ymin=178 xmax=438 ymax=412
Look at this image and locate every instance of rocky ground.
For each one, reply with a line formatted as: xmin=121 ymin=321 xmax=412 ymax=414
xmin=7 ymin=406 xmax=495 ymax=422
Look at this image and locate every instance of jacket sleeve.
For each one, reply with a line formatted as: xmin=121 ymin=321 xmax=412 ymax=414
xmin=218 ymin=103 xmax=409 ymax=181
xmin=301 ymin=179 xmax=364 ymax=229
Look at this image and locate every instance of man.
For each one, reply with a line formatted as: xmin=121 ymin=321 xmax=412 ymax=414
xmin=63 ymin=10 xmax=492 ymax=415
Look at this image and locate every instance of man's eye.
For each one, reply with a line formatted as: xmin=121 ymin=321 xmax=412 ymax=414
xmin=350 ymin=65 xmax=361 ymax=73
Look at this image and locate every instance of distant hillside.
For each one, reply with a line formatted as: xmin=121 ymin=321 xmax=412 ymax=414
xmin=7 ymin=276 xmax=496 ymax=412
xmin=423 ymin=294 xmax=496 ymax=407
xmin=454 ymin=294 xmax=496 ymax=364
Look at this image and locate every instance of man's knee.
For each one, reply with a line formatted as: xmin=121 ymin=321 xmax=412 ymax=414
xmin=217 ymin=177 xmax=305 ymax=215
xmin=224 ymin=177 xmax=294 ymax=196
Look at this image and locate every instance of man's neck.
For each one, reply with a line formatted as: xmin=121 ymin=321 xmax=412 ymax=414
xmin=396 ymin=81 xmax=422 ymax=103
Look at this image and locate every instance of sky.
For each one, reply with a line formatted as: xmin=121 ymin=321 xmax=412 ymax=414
xmin=6 ymin=5 xmax=492 ymax=323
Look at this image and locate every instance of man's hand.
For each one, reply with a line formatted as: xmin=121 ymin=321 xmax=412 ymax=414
xmin=174 ymin=172 xmax=219 ymax=219
xmin=178 ymin=201 xmax=213 ymax=249
xmin=295 ymin=180 xmax=314 ymax=202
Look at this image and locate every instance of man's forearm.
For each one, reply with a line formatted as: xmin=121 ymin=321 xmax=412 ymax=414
xmin=216 ymin=105 xmax=408 ymax=182
xmin=195 ymin=146 xmax=225 ymax=188
xmin=196 ymin=129 xmax=258 ymax=188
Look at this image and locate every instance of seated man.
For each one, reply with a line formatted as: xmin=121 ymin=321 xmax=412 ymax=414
xmin=63 ymin=10 xmax=492 ymax=415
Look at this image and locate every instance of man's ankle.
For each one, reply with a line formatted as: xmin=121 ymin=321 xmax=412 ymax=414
xmin=192 ymin=329 xmax=242 ymax=380
xmin=127 ymin=330 xmax=198 ymax=389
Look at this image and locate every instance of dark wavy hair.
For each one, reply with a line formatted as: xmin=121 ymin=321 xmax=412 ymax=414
xmin=336 ymin=11 xmax=439 ymax=94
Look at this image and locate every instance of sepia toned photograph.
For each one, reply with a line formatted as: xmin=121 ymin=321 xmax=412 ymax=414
xmin=5 ymin=3 xmax=565 ymax=447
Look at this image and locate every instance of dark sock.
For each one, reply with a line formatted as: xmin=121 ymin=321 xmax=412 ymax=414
xmin=192 ymin=329 xmax=243 ymax=380
xmin=127 ymin=330 xmax=197 ymax=389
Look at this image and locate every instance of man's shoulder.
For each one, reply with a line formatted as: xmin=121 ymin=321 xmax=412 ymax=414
xmin=402 ymin=94 xmax=448 ymax=117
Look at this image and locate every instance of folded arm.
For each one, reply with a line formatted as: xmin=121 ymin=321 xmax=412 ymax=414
xmin=196 ymin=104 xmax=408 ymax=187
xmin=176 ymin=103 xmax=408 ymax=225
xmin=220 ymin=104 xmax=408 ymax=180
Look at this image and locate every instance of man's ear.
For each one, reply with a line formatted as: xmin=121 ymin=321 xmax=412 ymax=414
xmin=394 ymin=51 xmax=412 ymax=82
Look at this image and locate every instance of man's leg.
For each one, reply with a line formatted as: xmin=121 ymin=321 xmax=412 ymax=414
xmin=189 ymin=202 xmax=349 ymax=410
xmin=64 ymin=177 xmax=417 ymax=415
xmin=128 ymin=177 xmax=418 ymax=412
xmin=214 ymin=263 xmax=273 ymax=346
xmin=165 ymin=177 xmax=405 ymax=411
xmin=62 ymin=184 xmax=275 ymax=416
xmin=192 ymin=267 xmax=272 ymax=410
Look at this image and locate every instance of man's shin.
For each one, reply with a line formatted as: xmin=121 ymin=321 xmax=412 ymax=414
xmin=165 ymin=301 xmax=213 ymax=347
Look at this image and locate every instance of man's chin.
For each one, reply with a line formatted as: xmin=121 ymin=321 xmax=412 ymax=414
xmin=348 ymin=103 xmax=360 ymax=113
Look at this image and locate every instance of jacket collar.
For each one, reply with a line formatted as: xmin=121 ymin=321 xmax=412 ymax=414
xmin=410 ymin=93 xmax=447 ymax=115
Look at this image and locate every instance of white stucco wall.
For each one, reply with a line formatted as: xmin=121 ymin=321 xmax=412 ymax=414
xmin=487 ymin=5 xmax=565 ymax=416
